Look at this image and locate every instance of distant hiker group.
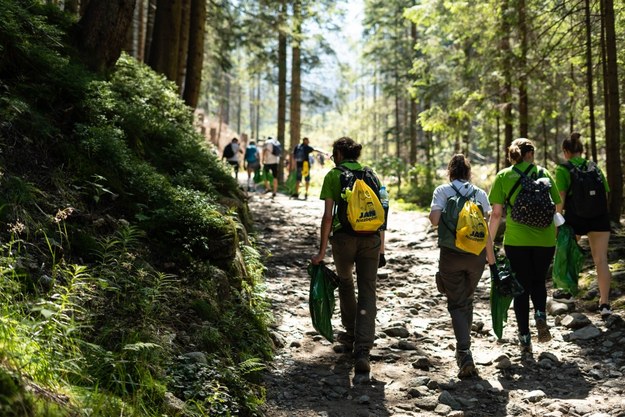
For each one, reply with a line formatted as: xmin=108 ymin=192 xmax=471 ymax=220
xmin=309 ymin=133 xmax=612 ymax=382
xmin=222 ymin=136 xmax=327 ymax=200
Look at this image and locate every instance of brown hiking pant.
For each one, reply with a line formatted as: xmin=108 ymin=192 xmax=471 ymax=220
xmin=330 ymin=232 xmax=381 ymax=351
xmin=436 ymin=247 xmax=486 ymax=351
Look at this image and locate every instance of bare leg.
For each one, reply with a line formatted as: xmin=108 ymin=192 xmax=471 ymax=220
xmin=587 ymin=231 xmax=611 ymax=305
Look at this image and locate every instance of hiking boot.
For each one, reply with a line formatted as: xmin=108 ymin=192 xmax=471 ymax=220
xmin=336 ymin=332 xmax=354 ymax=351
xmin=518 ymin=333 xmax=532 ymax=355
xmin=456 ymin=349 xmax=478 ymax=379
xmin=354 ymin=346 xmax=370 ymax=373
xmin=599 ymin=303 xmax=613 ymax=319
xmin=304 ymin=193 xmax=308 ymax=200
xmin=535 ymin=314 xmax=552 ymax=343
xmin=271 ymin=192 xmax=276 ymax=199
xmin=553 ymin=289 xmax=572 ymax=301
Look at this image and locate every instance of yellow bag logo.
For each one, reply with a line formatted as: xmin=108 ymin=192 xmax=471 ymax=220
xmin=455 ymin=200 xmax=488 ymax=255
xmin=345 ymin=179 xmax=385 ymax=232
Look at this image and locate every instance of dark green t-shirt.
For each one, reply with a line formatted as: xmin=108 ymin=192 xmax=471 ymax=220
xmin=488 ymin=161 xmax=561 ymax=247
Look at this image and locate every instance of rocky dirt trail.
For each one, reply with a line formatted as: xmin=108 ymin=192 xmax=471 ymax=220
xmin=248 ymin=191 xmax=625 ymax=417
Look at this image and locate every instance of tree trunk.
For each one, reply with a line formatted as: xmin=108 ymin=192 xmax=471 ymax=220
xmin=148 ymin=0 xmax=182 ymax=82
xmin=276 ymin=0 xmax=288 ymax=183
xmin=136 ymin=0 xmax=146 ymax=62
xmin=182 ymin=0 xmax=205 ymax=108
xmin=75 ymin=0 xmax=137 ymax=72
xmin=143 ymin=0 xmax=157 ymax=62
xmin=518 ymin=0 xmax=528 ymax=138
xmin=255 ymin=74 xmax=261 ymax=140
xmin=584 ymin=0 xmax=597 ymax=161
xmin=409 ymin=22 xmax=418 ymax=166
xmin=176 ymin=0 xmax=191 ymax=93
xmin=600 ymin=0 xmax=622 ymax=221
xmin=289 ymin=0 xmax=302 ymax=159
xmin=501 ymin=0 xmax=513 ymax=165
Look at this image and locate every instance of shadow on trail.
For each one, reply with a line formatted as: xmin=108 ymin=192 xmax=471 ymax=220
xmin=263 ymin=353 xmax=390 ymax=417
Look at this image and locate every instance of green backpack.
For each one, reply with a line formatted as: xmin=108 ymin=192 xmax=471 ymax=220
xmin=438 ymin=184 xmax=484 ymax=252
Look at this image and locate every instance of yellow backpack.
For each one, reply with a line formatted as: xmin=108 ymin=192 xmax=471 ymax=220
xmin=439 ymin=184 xmax=488 ymax=255
xmin=335 ymin=166 xmax=385 ymax=234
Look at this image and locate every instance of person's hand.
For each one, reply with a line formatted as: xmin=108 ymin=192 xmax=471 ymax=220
xmin=489 ymin=263 xmax=499 ymax=280
xmin=311 ymin=253 xmax=324 ymax=265
xmin=378 ymin=253 xmax=387 ymax=268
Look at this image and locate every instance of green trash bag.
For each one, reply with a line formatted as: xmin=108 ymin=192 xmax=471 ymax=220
xmin=285 ymin=171 xmax=297 ymax=195
xmin=490 ymin=255 xmax=524 ymax=339
xmin=253 ymin=168 xmax=263 ymax=184
xmin=552 ymin=224 xmax=583 ymax=296
xmin=307 ymin=263 xmax=340 ymax=342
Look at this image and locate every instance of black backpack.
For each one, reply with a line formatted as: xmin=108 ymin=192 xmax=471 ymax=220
xmin=223 ymin=143 xmax=234 ymax=158
xmin=334 ymin=165 xmax=383 ymax=235
xmin=271 ymin=142 xmax=282 ymax=156
xmin=563 ymin=160 xmax=607 ymax=218
xmin=506 ymin=164 xmax=555 ymax=228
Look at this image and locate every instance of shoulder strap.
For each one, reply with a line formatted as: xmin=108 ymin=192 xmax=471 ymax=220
xmin=450 ymin=183 xmax=463 ymax=197
xmin=506 ymin=164 xmax=534 ymax=207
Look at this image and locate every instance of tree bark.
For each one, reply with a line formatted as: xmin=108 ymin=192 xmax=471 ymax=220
xmin=276 ymin=0 xmax=288 ymax=183
xmin=501 ymin=0 xmax=513 ymax=165
xmin=148 ymin=0 xmax=182 ymax=82
xmin=176 ymin=0 xmax=191 ymax=93
xmin=182 ymin=0 xmax=205 ymax=108
xmin=289 ymin=0 xmax=302 ymax=158
xmin=600 ymin=0 xmax=622 ymax=221
xmin=584 ymin=0 xmax=597 ymax=160
xmin=75 ymin=0 xmax=137 ymax=72
xmin=518 ymin=0 xmax=528 ymax=138
xmin=143 ymin=0 xmax=157 ymax=62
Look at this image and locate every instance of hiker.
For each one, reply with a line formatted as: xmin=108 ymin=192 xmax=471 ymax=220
xmin=262 ymin=137 xmax=281 ymax=198
xmin=222 ymin=137 xmax=242 ymax=179
xmin=554 ymin=132 xmax=612 ymax=317
xmin=488 ymin=138 xmax=561 ymax=355
xmin=311 ymin=136 xmax=385 ymax=375
xmin=291 ymin=137 xmax=321 ymax=199
xmin=244 ymin=141 xmax=261 ymax=191
xmin=429 ymin=154 xmax=495 ymax=378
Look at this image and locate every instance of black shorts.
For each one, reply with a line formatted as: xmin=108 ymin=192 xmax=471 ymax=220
xmin=227 ymin=160 xmax=239 ymax=172
xmin=263 ymin=163 xmax=278 ymax=178
xmin=564 ymin=211 xmax=611 ymax=235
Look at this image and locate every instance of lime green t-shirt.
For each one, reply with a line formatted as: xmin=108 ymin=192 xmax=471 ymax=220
xmin=319 ymin=161 xmax=380 ymax=232
xmin=554 ymin=156 xmax=610 ymax=195
xmin=488 ymin=161 xmax=562 ymax=247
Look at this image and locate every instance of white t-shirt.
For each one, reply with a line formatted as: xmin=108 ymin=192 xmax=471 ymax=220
xmin=263 ymin=139 xmax=280 ymax=164
xmin=430 ymin=179 xmax=491 ymax=213
xmin=226 ymin=142 xmax=240 ymax=162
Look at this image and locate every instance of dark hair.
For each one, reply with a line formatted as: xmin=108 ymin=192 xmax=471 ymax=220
xmin=447 ymin=154 xmax=471 ymax=181
xmin=562 ymin=132 xmax=584 ymax=154
xmin=332 ymin=136 xmax=362 ymax=161
xmin=508 ymin=138 xmax=535 ymax=164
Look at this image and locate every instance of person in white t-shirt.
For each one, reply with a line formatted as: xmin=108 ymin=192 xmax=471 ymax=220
xmin=428 ymin=154 xmax=496 ymax=379
xmin=262 ymin=137 xmax=280 ymax=198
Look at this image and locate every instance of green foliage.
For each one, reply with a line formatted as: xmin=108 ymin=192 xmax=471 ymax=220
xmin=168 ymin=355 xmax=265 ymax=417
xmin=0 ymin=3 xmax=273 ymax=417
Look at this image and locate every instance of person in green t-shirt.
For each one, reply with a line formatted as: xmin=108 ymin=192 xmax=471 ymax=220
xmin=488 ymin=138 xmax=562 ymax=355
xmin=311 ymin=136 xmax=384 ymax=377
xmin=554 ymin=132 xmax=612 ymax=318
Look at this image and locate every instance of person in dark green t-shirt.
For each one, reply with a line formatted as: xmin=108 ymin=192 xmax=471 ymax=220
xmin=311 ymin=137 xmax=384 ymax=377
xmin=488 ymin=138 xmax=562 ymax=355
xmin=554 ymin=132 xmax=612 ymax=318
